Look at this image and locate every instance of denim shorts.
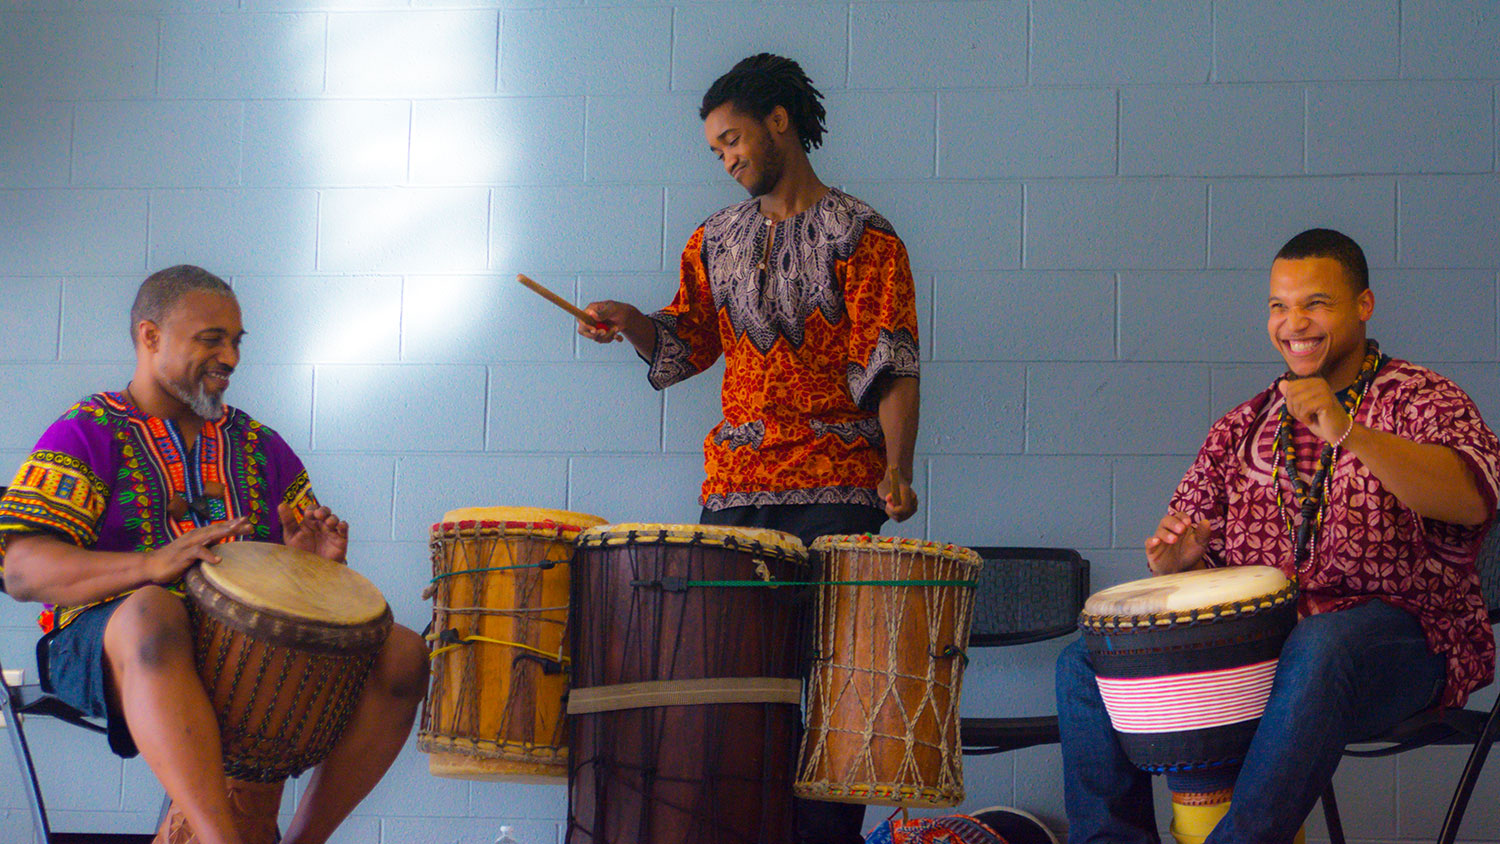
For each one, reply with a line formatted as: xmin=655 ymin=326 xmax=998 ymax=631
xmin=36 ymin=596 xmax=139 ymax=758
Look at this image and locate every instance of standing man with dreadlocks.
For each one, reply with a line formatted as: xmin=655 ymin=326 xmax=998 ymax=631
xmin=580 ymin=53 xmax=920 ymax=843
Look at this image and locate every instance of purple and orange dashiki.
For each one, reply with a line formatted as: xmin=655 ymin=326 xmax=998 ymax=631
xmin=0 ymin=392 xmax=318 ymax=633
xmin=1169 ymin=356 xmax=1500 ymax=707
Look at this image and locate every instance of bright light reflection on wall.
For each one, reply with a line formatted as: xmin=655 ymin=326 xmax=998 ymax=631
xmin=401 ymin=276 xmax=494 ymax=361
xmin=304 ymin=280 xmax=404 ymax=363
xmin=297 ymin=14 xmax=503 ymax=365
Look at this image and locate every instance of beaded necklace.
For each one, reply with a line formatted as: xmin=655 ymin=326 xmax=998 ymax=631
xmin=1272 ymin=339 xmax=1385 ymax=573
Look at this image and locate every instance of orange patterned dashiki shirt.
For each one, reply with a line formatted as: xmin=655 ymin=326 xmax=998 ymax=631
xmin=647 ymin=187 xmax=920 ymax=510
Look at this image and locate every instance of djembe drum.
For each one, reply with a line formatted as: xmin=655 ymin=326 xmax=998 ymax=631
xmin=567 ymin=523 xmax=809 ymax=844
xmin=420 ymin=506 xmax=606 ymax=781
xmin=796 ymin=535 xmax=983 ymax=807
xmin=1079 ymin=565 xmax=1298 ymax=844
xmin=163 ymin=541 xmax=392 ymax=843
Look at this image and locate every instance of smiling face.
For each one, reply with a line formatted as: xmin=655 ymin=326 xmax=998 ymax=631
xmin=142 ymin=289 xmax=244 ymax=420
xmin=703 ymin=102 xmax=788 ymax=198
xmin=1267 ymin=256 xmax=1374 ymax=389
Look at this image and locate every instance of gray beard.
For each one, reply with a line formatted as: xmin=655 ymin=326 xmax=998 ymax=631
xmin=165 ymin=377 xmax=224 ymax=420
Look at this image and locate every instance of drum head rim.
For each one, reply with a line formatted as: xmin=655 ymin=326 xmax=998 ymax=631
xmin=575 ymin=523 xmax=808 ymax=562
xmin=431 ymin=519 xmax=600 ymax=541
xmin=198 ymin=541 xmax=389 ymax=627
xmin=1083 ymin=565 xmax=1290 ymax=609
xmin=1078 ymin=582 xmax=1299 ymax=633
xmin=186 ymin=565 xmax=393 ymax=653
xmin=793 ymin=778 xmax=963 ymax=808
xmin=811 ymin=533 xmax=983 ymax=567
xmin=1080 ymin=565 xmax=1294 ymax=624
xmin=437 ymin=506 xmax=608 ymax=528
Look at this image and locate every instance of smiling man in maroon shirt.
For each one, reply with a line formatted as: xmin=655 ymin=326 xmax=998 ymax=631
xmin=1058 ymin=228 xmax=1499 ymax=844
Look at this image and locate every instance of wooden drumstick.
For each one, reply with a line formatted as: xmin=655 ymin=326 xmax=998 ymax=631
xmin=885 ymin=466 xmax=909 ymax=510
xmin=515 ymin=273 xmax=609 ymax=330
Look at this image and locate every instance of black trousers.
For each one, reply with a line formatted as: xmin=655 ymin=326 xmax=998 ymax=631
xmin=700 ymin=502 xmax=887 ymax=844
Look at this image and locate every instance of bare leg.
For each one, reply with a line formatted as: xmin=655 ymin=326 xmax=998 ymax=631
xmin=103 ymin=586 xmax=244 ymax=844
xmin=282 ymin=624 xmax=428 ymax=844
xmin=157 ymin=779 xmax=284 ymax=844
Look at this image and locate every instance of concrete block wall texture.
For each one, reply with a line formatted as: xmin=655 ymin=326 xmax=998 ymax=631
xmin=0 ymin=0 xmax=1497 ymax=841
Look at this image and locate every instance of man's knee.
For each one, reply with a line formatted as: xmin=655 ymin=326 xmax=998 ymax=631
xmin=1272 ymin=615 xmax=1366 ymax=711
xmin=1280 ymin=614 xmax=1358 ymax=673
xmin=102 ymin=586 xmax=194 ymax=671
xmin=1056 ymin=637 xmax=1094 ymax=690
xmin=372 ymin=625 xmax=428 ymax=703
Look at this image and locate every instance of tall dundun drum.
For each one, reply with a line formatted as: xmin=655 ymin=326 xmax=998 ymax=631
xmin=183 ymin=541 xmax=392 ymax=781
xmin=567 ymin=523 xmax=809 ymax=844
xmin=1078 ymin=565 xmax=1296 ymax=777
xmin=420 ymin=506 xmax=606 ymax=782
xmin=796 ymin=535 xmax=983 ymax=808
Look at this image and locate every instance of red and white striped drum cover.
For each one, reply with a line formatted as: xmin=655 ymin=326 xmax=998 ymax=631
xmin=1078 ymin=566 xmax=1297 ymax=773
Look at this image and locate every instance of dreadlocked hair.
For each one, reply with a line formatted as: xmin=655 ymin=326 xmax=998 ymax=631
xmin=700 ymin=53 xmax=827 ymax=152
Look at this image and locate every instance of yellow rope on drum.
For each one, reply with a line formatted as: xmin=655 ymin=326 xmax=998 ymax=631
xmin=425 ymin=632 xmax=570 ymax=665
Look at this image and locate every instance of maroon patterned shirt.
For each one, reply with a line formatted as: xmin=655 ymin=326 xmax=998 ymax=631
xmin=1169 ymin=357 xmax=1499 ymax=707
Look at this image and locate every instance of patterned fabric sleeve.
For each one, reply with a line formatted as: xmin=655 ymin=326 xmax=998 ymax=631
xmin=844 ymin=226 xmax=920 ymax=411
xmin=0 ymin=402 xmax=118 ymax=574
xmin=1166 ymin=402 xmax=1257 ymax=569
xmin=280 ymin=468 xmax=319 ymax=524
xmin=647 ymin=227 xmax=724 ymax=390
xmin=1390 ymin=371 xmax=1500 ymax=532
xmin=250 ymin=421 xmax=319 ymax=542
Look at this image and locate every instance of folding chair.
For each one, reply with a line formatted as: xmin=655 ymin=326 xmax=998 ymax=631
xmin=1321 ymin=520 xmax=1500 ymax=844
xmin=958 ymin=547 xmax=1089 ymax=755
xmin=1 ymin=485 xmax=158 ymax=844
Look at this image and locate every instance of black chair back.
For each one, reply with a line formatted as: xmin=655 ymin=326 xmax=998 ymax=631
xmin=959 ymin=547 xmax=1088 ymax=757
xmin=1477 ymin=518 xmax=1500 ymax=619
xmin=967 ymin=547 xmax=1089 ymax=647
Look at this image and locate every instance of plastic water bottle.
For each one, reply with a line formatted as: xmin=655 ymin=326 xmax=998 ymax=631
xmin=494 ymin=826 xmax=520 ymax=844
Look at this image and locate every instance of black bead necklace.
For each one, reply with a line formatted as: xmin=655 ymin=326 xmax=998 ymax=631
xmin=1271 ymin=339 xmax=1386 ymax=572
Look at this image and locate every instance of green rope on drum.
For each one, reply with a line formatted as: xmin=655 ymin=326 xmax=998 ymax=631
xmin=422 ymin=561 xmax=564 ymax=601
xmin=427 ymin=561 xmax=559 ymax=583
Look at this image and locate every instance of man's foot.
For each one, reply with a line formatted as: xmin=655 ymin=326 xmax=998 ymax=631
xmin=154 ymin=778 xmax=285 ymax=844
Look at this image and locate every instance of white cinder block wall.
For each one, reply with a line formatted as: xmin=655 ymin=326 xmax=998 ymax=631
xmin=1 ymin=2 xmax=1498 ymax=841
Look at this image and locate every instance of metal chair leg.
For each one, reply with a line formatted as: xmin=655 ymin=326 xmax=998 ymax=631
xmin=1436 ymin=699 xmax=1500 ymax=844
xmin=1320 ymin=782 xmax=1345 ymax=844
xmin=3 ymin=681 xmax=53 ymax=844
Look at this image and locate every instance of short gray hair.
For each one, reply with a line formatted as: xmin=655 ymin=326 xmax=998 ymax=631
xmin=129 ymin=265 xmax=234 ymax=344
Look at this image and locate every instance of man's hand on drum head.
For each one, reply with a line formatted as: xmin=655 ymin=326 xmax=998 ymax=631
xmin=279 ymin=502 xmax=350 ymax=564
xmin=144 ymin=517 xmax=253 ymax=583
xmin=1145 ymin=511 xmax=1213 ymax=575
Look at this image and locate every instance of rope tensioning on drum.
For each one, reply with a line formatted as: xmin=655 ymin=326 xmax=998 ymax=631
xmin=421 ymin=560 xmax=563 ymax=599
xmin=425 ymin=629 xmax=569 ymax=674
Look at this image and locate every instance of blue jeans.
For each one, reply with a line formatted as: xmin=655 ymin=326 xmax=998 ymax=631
xmin=1057 ymin=599 xmax=1446 ymax=844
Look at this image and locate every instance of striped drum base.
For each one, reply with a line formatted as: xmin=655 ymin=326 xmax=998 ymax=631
xmin=1079 ymin=565 xmax=1297 ymax=774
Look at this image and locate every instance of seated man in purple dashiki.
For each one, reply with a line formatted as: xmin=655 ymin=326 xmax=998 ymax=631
xmin=0 ymin=267 xmax=428 ymax=844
